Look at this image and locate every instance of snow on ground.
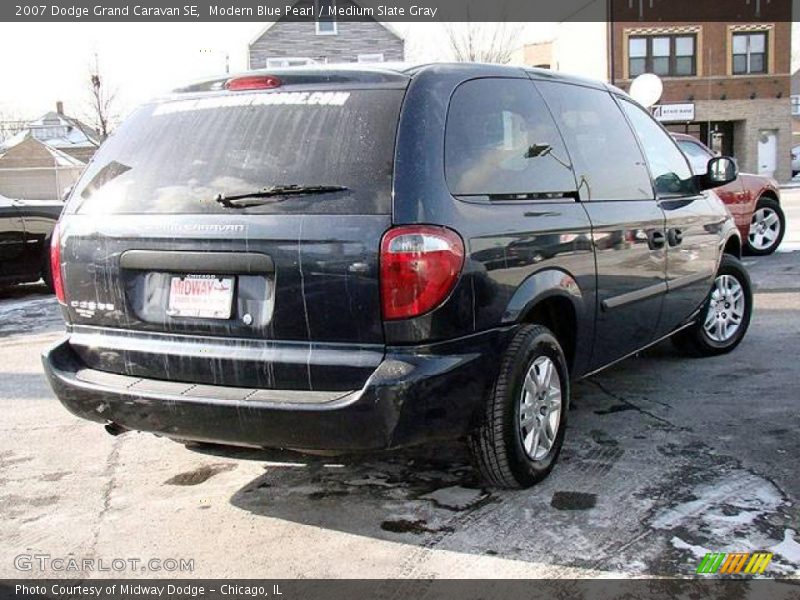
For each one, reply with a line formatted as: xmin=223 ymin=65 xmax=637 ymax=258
xmin=772 ymin=529 xmax=800 ymax=564
xmin=653 ymin=471 xmax=799 ymax=575
xmin=0 ymin=284 xmax=62 ymax=337
xmin=670 ymin=536 xmax=710 ymax=560
xmin=419 ymin=486 xmax=489 ymax=511
xmin=651 ymin=471 xmax=786 ymax=532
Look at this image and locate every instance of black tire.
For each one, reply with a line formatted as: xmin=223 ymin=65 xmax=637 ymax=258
xmin=745 ymin=196 xmax=785 ymax=256
xmin=672 ymin=254 xmax=752 ymax=357
xmin=468 ymin=324 xmax=569 ymax=489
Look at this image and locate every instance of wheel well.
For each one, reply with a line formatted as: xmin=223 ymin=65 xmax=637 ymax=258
xmin=723 ymin=235 xmax=741 ymax=258
xmin=522 ymin=296 xmax=577 ymax=371
xmin=760 ymin=190 xmax=779 ymax=204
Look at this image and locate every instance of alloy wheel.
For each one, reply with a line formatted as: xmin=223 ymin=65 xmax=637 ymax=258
xmin=519 ymin=356 xmax=562 ymax=461
xmin=703 ymin=274 xmax=746 ymax=343
xmin=749 ymin=207 xmax=781 ymax=251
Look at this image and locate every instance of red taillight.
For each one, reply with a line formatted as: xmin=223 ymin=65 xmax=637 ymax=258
xmin=50 ymin=222 xmax=65 ymax=304
xmin=380 ymin=226 xmax=465 ymax=321
xmin=224 ymin=75 xmax=281 ymax=91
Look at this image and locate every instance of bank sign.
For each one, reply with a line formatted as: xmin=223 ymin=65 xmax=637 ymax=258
xmin=652 ymin=103 xmax=695 ymax=122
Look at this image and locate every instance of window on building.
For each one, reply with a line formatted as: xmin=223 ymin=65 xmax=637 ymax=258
xmin=629 ymin=35 xmax=696 ymax=78
xmin=315 ymin=0 xmax=337 ymax=35
xmin=791 ymin=95 xmax=800 ymax=116
xmin=31 ymin=126 xmax=69 ymax=140
xmin=265 ymin=57 xmax=315 ymax=68
xmin=357 ymin=53 xmax=385 ymax=63
xmin=732 ymin=32 xmax=767 ymax=74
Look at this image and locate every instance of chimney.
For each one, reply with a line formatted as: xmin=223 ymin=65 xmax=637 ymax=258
xmin=56 ymin=101 xmax=64 ymax=115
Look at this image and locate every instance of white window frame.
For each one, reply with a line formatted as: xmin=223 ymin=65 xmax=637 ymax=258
xmin=315 ymin=0 xmax=337 ymax=35
xmin=265 ymin=57 xmax=315 ymax=68
xmin=791 ymin=95 xmax=800 ymax=116
xmin=357 ymin=53 xmax=385 ymax=63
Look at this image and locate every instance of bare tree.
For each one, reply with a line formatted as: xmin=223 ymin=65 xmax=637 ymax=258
xmin=84 ymin=52 xmax=118 ymax=142
xmin=446 ymin=23 xmax=522 ymax=64
xmin=0 ymin=110 xmax=26 ymax=144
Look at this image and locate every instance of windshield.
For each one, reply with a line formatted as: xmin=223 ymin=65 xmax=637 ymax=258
xmin=68 ymin=89 xmax=404 ymax=215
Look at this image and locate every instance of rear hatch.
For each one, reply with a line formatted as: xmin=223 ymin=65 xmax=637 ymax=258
xmin=59 ymin=72 xmax=407 ymax=391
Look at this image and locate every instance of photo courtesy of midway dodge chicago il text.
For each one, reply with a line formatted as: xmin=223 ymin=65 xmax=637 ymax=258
xmin=0 ymin=0 xmax=798 ymax=597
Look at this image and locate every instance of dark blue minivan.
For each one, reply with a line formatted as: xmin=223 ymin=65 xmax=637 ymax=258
xmin=43 ymin=64 xmax=751 ymax=488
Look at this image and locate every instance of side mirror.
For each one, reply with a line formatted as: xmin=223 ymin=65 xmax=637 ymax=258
xmin=698 ymin=156 xmax=738 ymax=190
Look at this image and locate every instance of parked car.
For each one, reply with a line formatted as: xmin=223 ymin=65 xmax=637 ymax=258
xmin=0 ymin=194 xmax=61 ymax=290
xmin=673 ymin=133 xmax=785 ymax=256
xmin=791 ymin=144 xmax=800 ymax=178
xmin=43 ymin=64 xmax=752 ymax=489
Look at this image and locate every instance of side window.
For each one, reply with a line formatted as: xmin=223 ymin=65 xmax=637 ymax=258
xmin=619 ymin=99 xmax=696 ymax=197
xmin=536 ymin=81 xmax=653 ymax=201
xmin=445 ymin=79 xmax=576 ymax=199
xmin=676 ymin=139 xmax=713 ymax=176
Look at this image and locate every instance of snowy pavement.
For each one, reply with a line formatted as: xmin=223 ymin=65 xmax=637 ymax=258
xmin=0 ymin=196 xmax=799 ymax=579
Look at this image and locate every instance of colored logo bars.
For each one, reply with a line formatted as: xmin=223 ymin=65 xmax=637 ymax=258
xmin=697 ymin=552 xmax=773 ymax=574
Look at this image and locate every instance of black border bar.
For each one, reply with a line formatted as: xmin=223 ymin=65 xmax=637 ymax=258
xmin=2 ymin=0 xmax=795 ymax=23
xmin=3 ymin=579 xmax=800 ymax=600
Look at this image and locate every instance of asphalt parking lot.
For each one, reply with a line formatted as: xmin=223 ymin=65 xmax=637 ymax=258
xmin=1 ymin=193 xmax=799 ymax=579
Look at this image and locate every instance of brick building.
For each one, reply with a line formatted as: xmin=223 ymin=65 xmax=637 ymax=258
xmin=610 ymin=0 xmax=792 ymax=180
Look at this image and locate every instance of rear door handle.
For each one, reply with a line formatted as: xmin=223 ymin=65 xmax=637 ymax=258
xmin=120 ymin=250 xmax=274 ymax=274
xmin=649 ymin=230 xmax=666 ymax=250
xmin=668 ymin=228 xmax=683 ymax=247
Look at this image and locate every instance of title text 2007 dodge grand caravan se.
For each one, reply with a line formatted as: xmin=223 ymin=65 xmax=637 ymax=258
xmin=43 ymin=64 xmax=752 ymax=489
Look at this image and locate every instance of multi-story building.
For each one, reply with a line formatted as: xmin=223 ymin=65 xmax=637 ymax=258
xmin=610 ymin=0 xmax=792 ymax=180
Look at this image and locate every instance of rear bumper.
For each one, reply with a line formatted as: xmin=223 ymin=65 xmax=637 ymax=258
xmin=42 ymin=329 xmax=512 ymax=451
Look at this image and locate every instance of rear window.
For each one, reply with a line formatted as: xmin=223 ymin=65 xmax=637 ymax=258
xmin=67 ymin=89 xmax=404 ymax=215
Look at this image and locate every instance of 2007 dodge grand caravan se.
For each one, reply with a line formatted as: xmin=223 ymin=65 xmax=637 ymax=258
xmin=44 ymin=64 xmax=752 ymax=489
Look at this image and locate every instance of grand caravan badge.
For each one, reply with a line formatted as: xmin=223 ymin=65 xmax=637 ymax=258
xmin=154 ymin=91 xmax=351 ymax=116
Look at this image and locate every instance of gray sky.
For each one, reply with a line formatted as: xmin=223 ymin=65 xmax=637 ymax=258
xmin=0 ymin=22 xmax=796 ymax=123
xmin=0 ymin=22 xmax=555 ymax=122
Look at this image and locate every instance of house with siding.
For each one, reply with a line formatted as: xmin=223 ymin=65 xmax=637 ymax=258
xmin=2 ymin=102 xmax=100 ymax=164
xmin=248 ymin=0 xmax=404 ymax=69
xmin=0 ymin=135 xmax=85 ymax=201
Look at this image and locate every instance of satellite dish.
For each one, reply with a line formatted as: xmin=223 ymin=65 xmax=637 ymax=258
xmin=629 ymin=73 xmax=663 ymax=108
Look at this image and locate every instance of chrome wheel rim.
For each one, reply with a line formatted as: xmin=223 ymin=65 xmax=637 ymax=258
xmin=749 ymin=207 xmax=781 ymax=250
xmin=519 ymin=356 xmax=562 ymax=461
xmin=703 ymin=274 xmax=745 ymax=343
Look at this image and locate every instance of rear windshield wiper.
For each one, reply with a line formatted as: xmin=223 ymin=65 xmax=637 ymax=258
xmin=214 ymin=185 xmax=348 ymax=208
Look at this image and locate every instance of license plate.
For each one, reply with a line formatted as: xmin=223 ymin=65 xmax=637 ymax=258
xmin=167 ymin=275 xmax=234 ymax=319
